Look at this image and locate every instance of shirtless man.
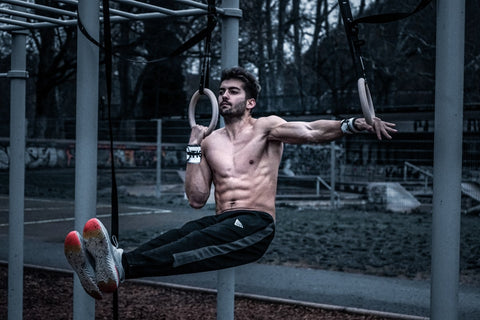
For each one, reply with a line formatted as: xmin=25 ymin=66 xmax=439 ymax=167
xmin=64 ymin=67 xmax=396 ymax=299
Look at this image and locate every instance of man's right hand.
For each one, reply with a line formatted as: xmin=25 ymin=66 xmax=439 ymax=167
xmin=189 ymin=124 xmax=209 ymax=145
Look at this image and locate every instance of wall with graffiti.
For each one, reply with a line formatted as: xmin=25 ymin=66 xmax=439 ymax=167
xmin=0 ymin=139 xmax=186 ymax=170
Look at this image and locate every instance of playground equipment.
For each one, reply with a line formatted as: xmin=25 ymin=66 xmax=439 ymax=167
xmin=2 ymin=1 xmax=466 ymax=319
xmin=2 ymin=1 xmax=240 ymax=319
xmin=337 ymin=1 xmax=466 ymax=316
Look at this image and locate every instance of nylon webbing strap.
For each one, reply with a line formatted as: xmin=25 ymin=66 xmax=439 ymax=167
xmin=77 ymin=14 xmax=102 ymax=49
xmin=199 ymin=0 xmax=217 ymax=93
xmin=338 ymin=0 xmax=434 ymax=79
xmin=353 ymin=0 xmax=433 ymax=25
xmin=338 ymin=0 xmax=366 ymax=79
xmin=99 ymin=0 xmax=120 ymax=319
xmin=77 ymin=4 xmax=218 ymax=64
xmin=168 ymin=9 xmax=217 ymax=60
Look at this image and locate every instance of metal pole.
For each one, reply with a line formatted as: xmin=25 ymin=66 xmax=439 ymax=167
xmin=156 ymin=119 xmax=162 ymax=198
xmin=431 ymin=1 xmax=465 ymax=319
xmin=73 ymin=0 xmax=99 ymax=319
xmin=8 ymin=8 xmax=28 ymax=319
xmin=330 ymin=141 xmax=336 ymax=208
xmin=217 ymin=1 xmax=241 ymax=319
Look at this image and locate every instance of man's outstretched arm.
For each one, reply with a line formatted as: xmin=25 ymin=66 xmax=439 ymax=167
xmin=267 ymin=116 xmax=397 ymax=144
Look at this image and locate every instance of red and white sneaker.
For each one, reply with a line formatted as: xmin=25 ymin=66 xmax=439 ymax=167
xmin=83 ymin=218 xmax=124 ymax=293
xmin=64 ymin=231 xmax=103 ymax=300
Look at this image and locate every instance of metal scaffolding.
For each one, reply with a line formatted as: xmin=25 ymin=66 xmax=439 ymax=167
xmin=2 ymin=1 xmax=241 ymax=320
xmin=3 ymin=1 xmax=467 ymax=320
xmin=0 ymin=0 xmax=231 ymax=31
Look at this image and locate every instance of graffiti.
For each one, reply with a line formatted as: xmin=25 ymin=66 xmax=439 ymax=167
xmin=98 ymin=144 xmax=158 ymax=168
xmin=281 ymin=144 xmax=345 ymax=176
xmin=26 ymin=147 xmax=58 ymax=168
xmin=0 ymin=140 xmax=187 ymax=170
xmin=0 ymin=144 xmax=72 ymax=169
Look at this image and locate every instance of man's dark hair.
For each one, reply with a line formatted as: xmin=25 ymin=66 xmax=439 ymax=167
xmin=220 ymin=67 xmax=261 ymax=100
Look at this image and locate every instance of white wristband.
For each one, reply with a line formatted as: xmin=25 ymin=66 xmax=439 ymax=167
xmin=186 ymin=145 xmax=201 ymax=164
xmin=341 ymin=117 xmax=363 ymax=134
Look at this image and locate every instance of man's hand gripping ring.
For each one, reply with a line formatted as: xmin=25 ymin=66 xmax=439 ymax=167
xmin=357 ymin=78 xmax=375 ymax=125
xmin=188 ymin=88 xmax=219 ymax=137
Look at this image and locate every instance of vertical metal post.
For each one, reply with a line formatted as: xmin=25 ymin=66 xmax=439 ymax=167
xmin=8 ymin=11 xmax=28 ymax=320
xmin=73 ymin=1 xmax=99 ymax=319
xmin=217 ymin=1 xmax=241 ymax=320
xmin=431 ymin=1 xmax=465 ymax=319
xmin=221 ymin=1 xmax=240 ymax=67
xmin=156 ymin=119 xmax=162 ymax=198
xmin=330 ymin=141 xmax=336 ymax=208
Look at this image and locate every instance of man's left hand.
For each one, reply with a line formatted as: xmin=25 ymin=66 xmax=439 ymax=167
xmin=354 ymin=117 xmax=397 ymax=140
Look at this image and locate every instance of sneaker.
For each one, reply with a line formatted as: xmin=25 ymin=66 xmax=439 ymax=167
xmin=64 ymin=231 xmax=103 ymax=300
xmin=83 ymin=218 xmax=124 ymax=293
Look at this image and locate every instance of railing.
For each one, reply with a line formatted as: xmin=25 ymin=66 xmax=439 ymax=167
xmin=315 ymin=176 xmax=340 ymax=204
xmin=403 ymin=161 xmax=433 ymax=191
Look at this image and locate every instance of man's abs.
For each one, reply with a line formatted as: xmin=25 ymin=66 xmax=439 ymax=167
xmin=213 ymin=177 xmax=277 ymax=217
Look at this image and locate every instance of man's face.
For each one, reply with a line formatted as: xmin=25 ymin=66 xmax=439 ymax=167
xmin=218 ymin=79 xmax=252 ymax=118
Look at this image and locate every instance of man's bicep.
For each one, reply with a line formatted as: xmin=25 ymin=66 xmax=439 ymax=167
xmin=268 ymin=121 xmax=312 ymax=143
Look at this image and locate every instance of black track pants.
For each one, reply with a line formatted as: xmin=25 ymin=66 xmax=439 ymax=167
xmin=123 ymin=210 xmax=275 ymax=279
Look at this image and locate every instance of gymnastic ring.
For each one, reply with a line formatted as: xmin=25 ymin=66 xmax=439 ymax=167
xmin=188 ymin=88 xmax=219 ymax=137
xmin=357 ymin=78 xmax=375 ymax=125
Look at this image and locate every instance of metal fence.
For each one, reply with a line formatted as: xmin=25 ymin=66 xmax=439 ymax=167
xmin=1 ymin=117 xmax=479 ymax=211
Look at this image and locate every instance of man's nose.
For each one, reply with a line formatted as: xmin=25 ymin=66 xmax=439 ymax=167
xmin=220 ymin=91 xmax=229 ymax=100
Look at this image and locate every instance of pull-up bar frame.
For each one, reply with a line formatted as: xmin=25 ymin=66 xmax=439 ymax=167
xmin=0 ymin=0 xmax=240 ymax=31
xmin=4 ymin=1 xmax=467 ymax=319
xmin=3 ymin=1 xmax=240 ymax=320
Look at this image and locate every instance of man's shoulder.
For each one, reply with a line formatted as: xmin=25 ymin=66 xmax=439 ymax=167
xmin=204 ymin=127 xmax=224 ymax=140
xmin=255 ymin=115 xmax=286 ymax=127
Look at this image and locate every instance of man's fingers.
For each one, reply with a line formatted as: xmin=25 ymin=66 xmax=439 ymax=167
xmin=375 ymin=125 xmax=383 ymax=140
xmin=383 ymin=121 xmax=396 ymax=127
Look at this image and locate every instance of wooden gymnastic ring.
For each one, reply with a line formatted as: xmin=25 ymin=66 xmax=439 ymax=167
xmin=188 ymin=88 xmax=219 ymax=137
xmin=357 ymin=78 xmax=375 ymax=125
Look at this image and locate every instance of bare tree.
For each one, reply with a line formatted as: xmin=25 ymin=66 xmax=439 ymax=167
xmin=30 ymin=25 xmax=76 ymax=139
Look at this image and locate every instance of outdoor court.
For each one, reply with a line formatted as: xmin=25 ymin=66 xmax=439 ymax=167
xmin=0 ymin=194 xmax=209 ymax=245
xmin=1 ymin=194 xmax=480 ymax=319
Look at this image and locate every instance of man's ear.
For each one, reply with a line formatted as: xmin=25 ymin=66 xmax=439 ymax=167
xmin=246 ymin=98 xmax=256 ymax=111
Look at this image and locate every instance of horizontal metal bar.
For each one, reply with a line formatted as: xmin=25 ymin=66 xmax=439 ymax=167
xmin=1 ymin=0 xmax=77 ymax=18
xmin=7 ymin=70 xmax=29 ymax=79
xmin=105 ymin=7 xmax=138 ymax=20
xmin=0 ymin=9 xmax=208 ymax=31
xmin=0 ymin=0 xmax=222 ymax=31
xmin=113 ymin=0 xmax=187 ymax=16
xmin=0 ymin=17 xmax=45 ymax=29
xmin=173 ymin=0 xmax=209 ymax=10
xmin=0 ymin=8 xmax=71 ymax=26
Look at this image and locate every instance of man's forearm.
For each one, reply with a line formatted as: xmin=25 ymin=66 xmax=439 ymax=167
xmin=185 ymin=162 xmax=212 ymax=208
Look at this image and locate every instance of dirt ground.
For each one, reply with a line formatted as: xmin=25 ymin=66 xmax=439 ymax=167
xmin=1 ymin=168 xmax=479 ymax=319
xmin=0 ymin=265 xmax=398 ymax=320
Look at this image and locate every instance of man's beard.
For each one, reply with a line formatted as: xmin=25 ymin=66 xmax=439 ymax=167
xmin=220 ymin=99 xmax=247 ymax=118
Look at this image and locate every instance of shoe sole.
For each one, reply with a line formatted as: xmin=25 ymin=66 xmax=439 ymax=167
xmin=83 ymin=218 xmax=119 ymax=293
xmin=64 ymin=231 xmax=102 ymax=300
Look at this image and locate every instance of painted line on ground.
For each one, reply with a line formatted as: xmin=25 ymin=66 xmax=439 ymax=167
xmin=0 ymin=209 xmax=172 ymax=227
xmin=0 ymin=206 xmax=74 ymax=213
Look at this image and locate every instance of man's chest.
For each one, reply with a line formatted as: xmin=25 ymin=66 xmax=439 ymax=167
xmin=206 ymin=136 xmax=271 ymax=175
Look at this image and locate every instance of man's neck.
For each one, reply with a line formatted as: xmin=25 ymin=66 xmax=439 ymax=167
xmin=223 ymin=114 xmax=253 ymax=139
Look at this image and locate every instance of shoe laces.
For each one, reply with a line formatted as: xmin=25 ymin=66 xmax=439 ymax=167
xmin=110 ymin=235 xmax=125 ymax=281
xmin=111 ymin=235 xmax=119 ymax=248
xmin=110 ymin=235 xmax=123 ymax=256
